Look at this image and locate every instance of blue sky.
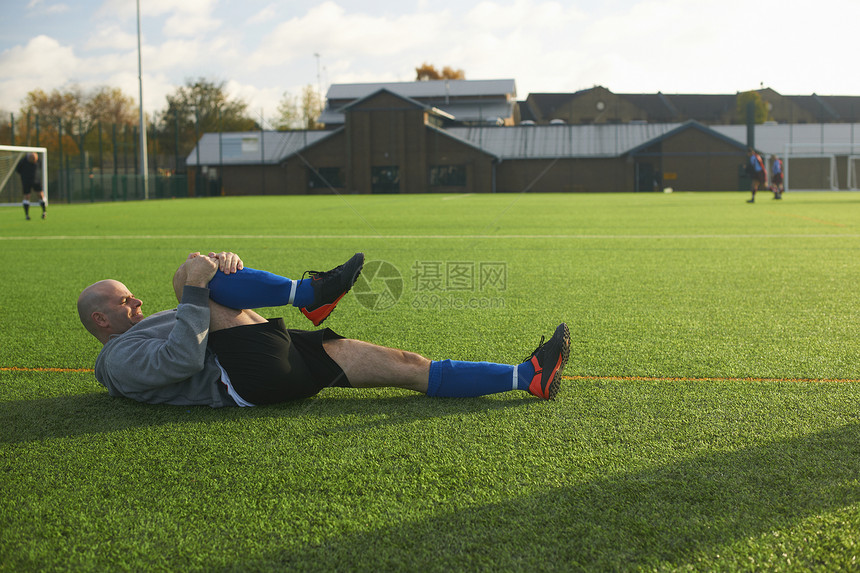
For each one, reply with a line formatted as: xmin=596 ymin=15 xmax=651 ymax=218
xmin=1 ymin=0 xmax=856 ymax=126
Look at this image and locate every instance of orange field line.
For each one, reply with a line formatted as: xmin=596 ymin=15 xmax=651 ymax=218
xmin=564 ymin=375 xmax=860 ymax=384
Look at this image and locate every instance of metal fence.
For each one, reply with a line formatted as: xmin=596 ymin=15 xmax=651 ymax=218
xmin=57 ymin=171 xmax=190 ymax=203
xmin=2 ymin=112 xmax=202 ymax=203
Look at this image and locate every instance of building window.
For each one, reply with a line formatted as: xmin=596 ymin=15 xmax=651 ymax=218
xmin=371 ymin=166 xmax=400 ymax=194
xmin=429 ymin=165 xmax=467 ymax=186
xmin=308 ymin=167 xmax=344 ymax=189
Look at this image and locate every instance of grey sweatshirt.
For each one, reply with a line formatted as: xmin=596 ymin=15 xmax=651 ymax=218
xmin=94 ymin=285 xmax=231 ymax=407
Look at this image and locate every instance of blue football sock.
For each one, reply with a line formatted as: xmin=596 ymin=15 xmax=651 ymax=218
xmin=207 ymin=267 xmax=315 ymax=309
xmin=427 ymin=359 xmax=536 ymax=397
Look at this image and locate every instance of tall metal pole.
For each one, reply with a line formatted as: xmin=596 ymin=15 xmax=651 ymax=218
xmin=137 ymin=0 xmax=149 ymax=199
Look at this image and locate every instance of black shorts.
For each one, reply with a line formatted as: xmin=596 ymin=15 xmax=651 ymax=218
xmin=208 ymin=318 xmax=351 ymax=405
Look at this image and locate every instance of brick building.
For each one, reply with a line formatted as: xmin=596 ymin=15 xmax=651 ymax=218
xmin=188 ymin=81 xmax=860 ymax=194
xmin=522 ymin=87 xmax=860 ymax=125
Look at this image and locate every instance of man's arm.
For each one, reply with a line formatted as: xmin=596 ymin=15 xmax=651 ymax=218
xmin=173 ymin=251 xmax=243 ymax=302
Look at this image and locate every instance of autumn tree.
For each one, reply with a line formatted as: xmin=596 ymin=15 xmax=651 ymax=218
xmin=15 ymin=85 xmax=148 ymax=173
xmin=85 ymin=87 xmax=137 ymax=129
xmin=17 ymin=86 xmax=85 ymax=155
xmin=415 ymin=63 xmax=465 ymax=81
xmin=0 ymin=112 xmax=12 ymax=145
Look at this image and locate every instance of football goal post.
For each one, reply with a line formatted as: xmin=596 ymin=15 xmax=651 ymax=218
xmin=783 ymin=143 xmax=859 ymax=192
xmin=848 ymin=155 xmax=860 ymax=191
xmin=0 ymin=145 xmax=49 ymax=206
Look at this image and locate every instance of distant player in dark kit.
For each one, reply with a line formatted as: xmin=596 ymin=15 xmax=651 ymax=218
xmin=770 ymin=155 xmax=784 ymax=199
xmin=746 ymin=147 xmax=767 ymax=203
xmin=16 ymin=152 xmax=47 ymax=220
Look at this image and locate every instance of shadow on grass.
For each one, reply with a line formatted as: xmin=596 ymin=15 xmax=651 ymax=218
xmin=240 ymin=423 xmax=860 ymax=571
xmin=0 ymin=390 xmax=530 ymax=444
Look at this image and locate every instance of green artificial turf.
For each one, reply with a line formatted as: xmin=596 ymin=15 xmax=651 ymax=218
xmin=1 ymin=191 xmax=859 ymax=571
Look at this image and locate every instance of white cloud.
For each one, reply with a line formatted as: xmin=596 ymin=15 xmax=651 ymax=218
xmin=0 ymin=36 xmax=80 ymax=110
xmin=0 ymin=35 xmax=77 ymax=80
xmin=163 ymin=10 xmax=221 ymax=38
xmin=26 ymin=0 xmax=70 ymax=12
xmin=247 ymin=4 xmax=278 ymax=26
xmin=247 ymin=1 xmax=449 ymax=70
xmin=96 ymin=0 xmax=221 ymax=37
xmin=28 ymin=1 xmax=72 ymax=15
xmin=145 ymin=39 xmax=205 ymax=73
xmin=224 ymin=80 xmax=286 ymax=125
xmin=84 ymin=25 xmax=138 ymax=51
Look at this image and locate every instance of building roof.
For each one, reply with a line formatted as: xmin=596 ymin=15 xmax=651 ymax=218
xmin=338 ymin=88 xmax=456 ymax=121
xmin=326 ymin=79 xmax=516 ymax=100
xmin=446 ymin=123 xmax=685 ymax=159
xmin=787 ymin=95 xmax=860 ymax=122
xmin=616 ymin=93 xmax=678 ymax=122
xmin=320 ymin=79 xmax=517 ymax=126
xmin=626 ymin=121 xmax=748 ymax=156
xmin=188 ymin=122 xmax=860 ymax=166
xmin=426 ymin=124 xmax=500 ymax=159
xmin=818 ymin=96 xmax=860 ymax=122
xmin=186 ymin=130 xmax=333 ymax=166
xmin=526 ymin=87 xmax=860 ymax=125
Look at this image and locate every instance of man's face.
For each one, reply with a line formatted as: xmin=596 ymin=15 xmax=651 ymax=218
xmin=100 ymin=280 xmax=145 ymax=335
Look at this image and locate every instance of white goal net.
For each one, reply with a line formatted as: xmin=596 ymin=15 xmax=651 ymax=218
xmin=0 ymin=145 xmax=49 ymax=206
xmin=784 ymin=143 xmax=860 ymax=192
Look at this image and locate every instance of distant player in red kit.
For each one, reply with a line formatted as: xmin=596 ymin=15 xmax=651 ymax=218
xmin=746 ymin=148 xmax=767 ymax=203
xmin=770 ymin=155 xmax=784 ymax=199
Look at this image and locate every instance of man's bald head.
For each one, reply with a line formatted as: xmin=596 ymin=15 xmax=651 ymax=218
xmin=77 ymin=280 xmax=118 ymax=337
xmin=77 ymin=280 xmax=144 ymax=343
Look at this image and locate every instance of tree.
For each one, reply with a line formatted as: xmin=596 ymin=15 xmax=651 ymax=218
xmin=85 ymin=87 xmax=137 ymax=129
xmin=274 ymin=85 xmax=324 ymax=130
xmin=156 ymin=78 xmax=258 ymax=158
xmin=0 ymin=112 xmax=12 ymax=145
xmin=300 ymin=85 xmax=323 ymax=130
xmin=274 ymin=91 xmax=301 ymax=131
xmin=415 ymin=63 xmax=465 ymax=81
xmin=15 ymin=87 xmax=90 ymax=161
xmin=20 ymin=86 xmax=85 ymax=137
xmin=736 ymin=91 xmax=769 ymax=124
xmin=16 ymin=86 xmax=145 ymax=171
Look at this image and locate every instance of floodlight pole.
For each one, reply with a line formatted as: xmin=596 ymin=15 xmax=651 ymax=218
xmin=137 ymin=0 xmax=149 ymax=199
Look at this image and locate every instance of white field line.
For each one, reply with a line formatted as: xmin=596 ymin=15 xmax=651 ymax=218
xmin=0 ymin=233 xmax=859 ymax=241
